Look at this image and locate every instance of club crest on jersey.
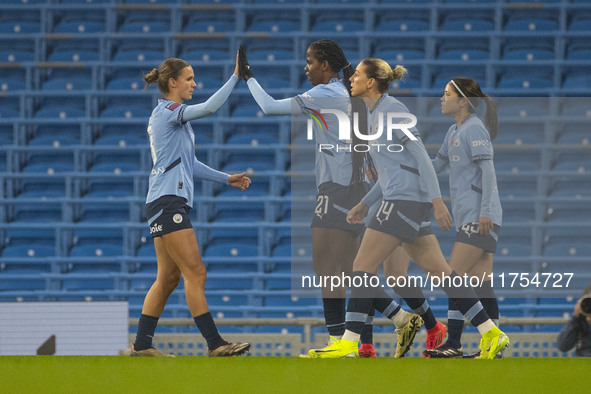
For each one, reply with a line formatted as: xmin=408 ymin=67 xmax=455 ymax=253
xmin=166 ymin=102 xmax=181 ymax=111
xmin=173 ymin=214 xmax=183 ymax=224
xmin=460 ymin=222 xmax=479 ymax=238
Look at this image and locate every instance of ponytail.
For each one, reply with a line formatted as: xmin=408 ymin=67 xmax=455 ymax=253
xmin=482 ymin=95 xmax=498 ymax=141
xmin=450 ymin=77 xmax=498 ymax=141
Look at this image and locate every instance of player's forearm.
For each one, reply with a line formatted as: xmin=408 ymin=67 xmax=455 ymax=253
xmin=361 ymin=182 xmax=383 ymax=207
xmin=405 ymin=138 xmax=442 ymax=201
xmin=247 ymin=78 xmax=292 ymax=115
xmin=431 ymin=155 xmax=448 ymax=173
xmin=477 ymin=159 xmax=496 ymax=218
xmin=182 ymin=74 xmax=239 ymax=121
xmin=193 ymin=157 xmax=229 ymax=184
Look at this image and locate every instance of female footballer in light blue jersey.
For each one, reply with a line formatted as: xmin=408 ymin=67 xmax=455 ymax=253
xmin=131 ymin=56 xmax=252 ymax=357
xmin=313 ymin=58 xmax=509 ymax=359
xmin=239 ymin=40 xmax=435 ymax=358
xmin=425 ymin=77 xmax=503 ymax=358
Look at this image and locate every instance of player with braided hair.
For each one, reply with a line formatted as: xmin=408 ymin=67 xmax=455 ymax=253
xmin=239 ymin=41 xmax=441 ymax=358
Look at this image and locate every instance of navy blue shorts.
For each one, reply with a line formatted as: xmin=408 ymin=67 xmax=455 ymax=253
xmin=367 ymin=199 xmax=433 ymax=243
xmin=455 ymin=222 xmax=501 ymax=253
xmin=146 ymin=195 xmax=192 ymax=237
xmin=311 ymin=182 xmax=369 ymax=236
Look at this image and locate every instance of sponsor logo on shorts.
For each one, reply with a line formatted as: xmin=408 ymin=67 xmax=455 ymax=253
xmin=150 ymin=223 xmax=163 ymax=234
xmin=173 ymin=214 xmax=183 ymax=224
xmin=460 ymin=222 xmax=479 ymax=238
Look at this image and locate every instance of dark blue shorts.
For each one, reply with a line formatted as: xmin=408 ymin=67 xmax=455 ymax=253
xmin=367 ymin=199 xmax=433 ymax=243
xmin=455 ymin=222 xmax=501 ymax=253
xmin=146 ymin=195 xmax=192 ymax=237
xmin=311 ymin=181 xmax=369 ymax=236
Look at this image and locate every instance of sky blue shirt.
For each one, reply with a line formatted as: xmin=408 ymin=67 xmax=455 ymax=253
xmin=366 ymin=94 xmax=440 ymax=203
xmin=294 ymin=78 xmax=352 ymax=188
xmin=435 ymin=114 xmax=503 ymax=229
xmin=146 ymin=100 xmax=198 ymax=206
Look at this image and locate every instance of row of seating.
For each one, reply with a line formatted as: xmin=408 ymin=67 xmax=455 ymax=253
xmin=3 ymin=2 xmax=591 ymax=33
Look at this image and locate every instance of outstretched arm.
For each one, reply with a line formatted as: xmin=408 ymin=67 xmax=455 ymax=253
xmin=193 ymin=157 xmax=229 ymax=184
xmin=182 ymin=74 xmax=239 ymax=121
xmin=246 ymin=78 xmax=293 ymax=115
xmin=238 ymin=45 xmax=293 ymax=115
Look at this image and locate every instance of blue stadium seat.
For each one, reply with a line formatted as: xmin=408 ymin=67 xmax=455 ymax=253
xmin=311 ymin=20 xmax=364 ymax=32
xmin=503 ymin=49 xmax=554 ymax=61
xmin=497 ymin=75 xmax=553 ymax=90
xmin=18 ymin=179 xmax=66 ymax=198
xmin=118 ymin=21 xmax=170 ymax=34
xmin=556 ymin=129 xmax=590 ymax=145
xmin=184 ymin=21 xmax=234 ymax=33
xmin=497 ymin=178 xmax=537 ymax=199
xmin=505 ymin=19 xmax=558 ymax=31
xmin=552 ymin=152 xmax=591 ymax=172
xmin=34 ymin=106 xmax=86 ymax=119
xmin=494 ymin=151 xmax=540 ymax=173
xmin=204 ymin=243 xmax=258 ymax=272
xmin=232 ymin=105 xmax=265 ymax=118
xmin=94 ymin=133 xmax=146 ymax=146
xmin=0 ymin=22 xmax=40 ymax=34
xmin=100 ymin=105 xmax=152 ymax=119
xmin=226 ymin=132 xmax=279 ymax=146
xmin=1 ymin=244 xmax=55 ymax=259
xmin=440 ymin=19 xmax=493 ymax=32
xmin=211 ymin=204 xmax=265 ymax=222
xmin=85 ymin=179 xmax=134 ymax=198
xmin=494 ymin=125 xmax=544 ymax=145
xmin=207 ymin=228 xmax=258 ymax=247
xmin=53 ymin=21 xmax=105 ymax=34
xmin=569 ymin=17 xmax=591 ymax=31
xmin=78 ymin=203 xmax=129 ymax=222
xmin=375 ymin=19 xmax=429 ymax=32
xmin=42 ymin=77 xmax=91 ymax=91
xmin=247 ymin=21 xmax=299 ymax=33
xmin=438 ymin=49 xmax=489 ymax=61
xmin=13 ymin=204 xmax=62 ymax=222
xmin=550 ymin=179 xmax=590 ymax=198
xmin=563 ymin=74 xmax=591 ymax=90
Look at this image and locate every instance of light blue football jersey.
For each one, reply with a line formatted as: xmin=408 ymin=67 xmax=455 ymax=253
xmin=146 ymin=99 xmax=196 ymax=207
xmin=294 ymin=78 xmax=352 ymax=188
xmin=366 ymin=94 xmax=431 ymax=203
xmin=436 ymin=114 xmax=502 ymax=229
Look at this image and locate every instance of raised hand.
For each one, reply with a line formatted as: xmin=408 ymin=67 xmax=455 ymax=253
xmin=238 ymin=45 xmax=254 ymax=81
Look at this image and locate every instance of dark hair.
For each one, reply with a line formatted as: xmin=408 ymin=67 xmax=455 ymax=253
xmin=360 ymin=58 xmax=407 ymax=93
xmin=450 ymin=77 xmax=498 ymax=140
xmin=307 ymin=40 xmax=368 ymax=185
xmin=144 ymin=58 xmax=191 ymax=94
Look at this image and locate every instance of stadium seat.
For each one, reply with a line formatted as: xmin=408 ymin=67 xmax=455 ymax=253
xmin=311 ymin=21 xmax=364 ymax=32
xmin=440 ymin=18 xmax=493 ymax=32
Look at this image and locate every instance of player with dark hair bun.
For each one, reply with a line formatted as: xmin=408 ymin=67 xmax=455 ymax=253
xmin=131 ymin=54 xmax=252 ymax=357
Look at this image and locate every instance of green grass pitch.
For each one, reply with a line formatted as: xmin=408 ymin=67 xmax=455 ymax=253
xmin=2 ymin=356 xmax=589 ymax=393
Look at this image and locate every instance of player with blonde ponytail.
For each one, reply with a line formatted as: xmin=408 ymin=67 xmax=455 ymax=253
xmin=313 ymin=58 xmax=509 ymax=359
